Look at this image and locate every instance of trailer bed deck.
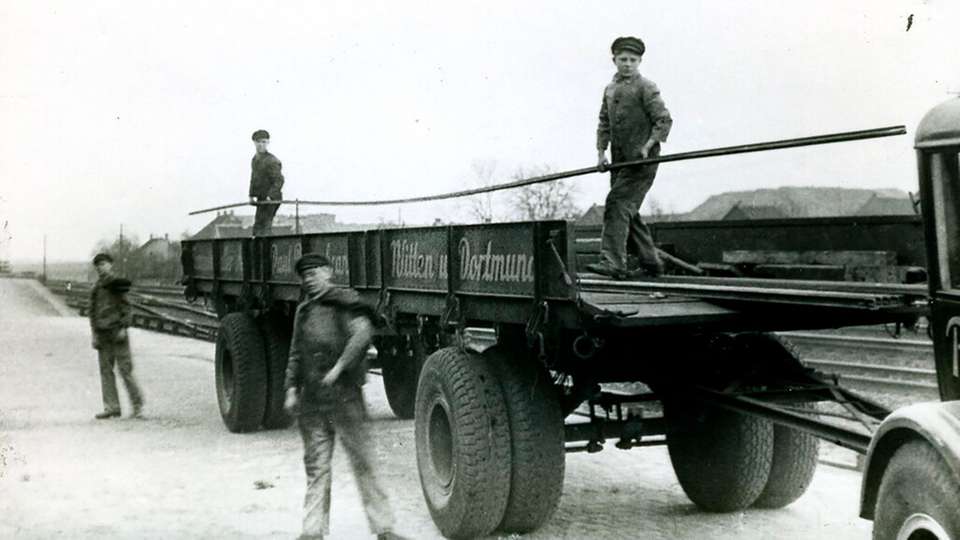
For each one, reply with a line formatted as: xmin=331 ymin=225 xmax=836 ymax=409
xmin=576 ymin=273 xmax=927 ymax=331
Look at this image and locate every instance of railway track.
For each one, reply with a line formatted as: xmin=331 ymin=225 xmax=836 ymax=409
xmin=45 ymin=280 xmax=938 ymax=399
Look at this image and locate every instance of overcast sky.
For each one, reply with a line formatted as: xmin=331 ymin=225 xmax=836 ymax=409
xmin=2 ymin=0 xmax=959 ymax=262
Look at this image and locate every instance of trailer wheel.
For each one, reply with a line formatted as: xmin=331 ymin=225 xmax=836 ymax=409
xmin=415 ymin=346 xmax=510 ymax=539
xmin=215 ymin=313 xmax=268 ymax=433
xmin=261 ymin=319 xmax=293 ymax=430
xmin=666 ymin=400 xmax=773 ymax=512
xmin=752 ymin=404 xmax=818 ymax=508
xmin=873 ymin=439 xmax=960 ymax=540
xmin=484 ymin=346 xmax=565 ymax=533
xmin=381 ymin=337 xmax=423 ymax=420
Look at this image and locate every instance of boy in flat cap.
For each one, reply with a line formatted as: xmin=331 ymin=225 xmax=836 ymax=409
xmin=249 ymin=129 xmax=284 ymax=237
xmin=283 ymin=254 xmax=407 ymax=540
xmin=89 ymin=252 xmax=144 ymax=419
xmin=587 ymin=36 xmax=673 ymax=279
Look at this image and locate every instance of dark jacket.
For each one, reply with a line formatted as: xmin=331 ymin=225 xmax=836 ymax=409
xmin=249 ymin=151 xmax=284 ymax=199
xmin=284 ymin=287 xmax=374 ymax=413
xmin=89 ymin=275 xmax=133 ymax=332
xmin=597 ymin=72 xmax=673 ymax=161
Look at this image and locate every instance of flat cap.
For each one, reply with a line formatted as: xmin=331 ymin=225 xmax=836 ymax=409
xmin=93 ymin=252 xmax=114 ymax=265
xmin=295 ymin=253 xmax=332 ymax=276
xmin=611 ymin=36 xmax=645 ymax=57
xmin=251 ymin=129 xmax=270 ymax=141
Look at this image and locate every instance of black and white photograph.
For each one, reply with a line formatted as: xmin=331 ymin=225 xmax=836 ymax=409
xmin=2 ymin=1 xmax=960 ymax=539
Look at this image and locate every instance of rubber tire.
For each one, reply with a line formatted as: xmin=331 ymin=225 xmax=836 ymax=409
xmin=261 ymin=320 xmax=294 ymax=429
xmin=666 ymin=400 xmax=774 ymax=512
xmin=215 ymin=312 xmax=268 ymax=433
xmin=752 ymin=404 xmax=818 ymax=508
xmin=381 ymin=337 xmax=423 ymax=420
xmin=873 ymin=439 xmax=960 ymax=540
xmin=484 ymin=346 xmax=565 ymax=533
xmin=415 ymin=346 xmax=511 ymax=539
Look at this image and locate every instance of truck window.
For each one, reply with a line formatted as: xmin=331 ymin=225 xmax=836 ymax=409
xmin=931 ymin=151 xmax=960 ymax=290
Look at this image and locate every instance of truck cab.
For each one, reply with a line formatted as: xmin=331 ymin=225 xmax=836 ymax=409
xmin=860 ymin=97 xmax=960 ymax=539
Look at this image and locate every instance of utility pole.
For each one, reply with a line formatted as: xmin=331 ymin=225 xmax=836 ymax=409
xmin=119 ymin=224 xmax=126 ymax=275
xmin=42 ymin=234 xmax=47 ymax=283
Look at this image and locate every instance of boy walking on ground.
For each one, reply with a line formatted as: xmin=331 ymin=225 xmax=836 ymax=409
xmin=586 ymin=36 xmax=673 ymax=279
xmin=283 ymin=254 xmax=407 ymax=540
xmin=89 ymin=252 xmax=144 ymax=419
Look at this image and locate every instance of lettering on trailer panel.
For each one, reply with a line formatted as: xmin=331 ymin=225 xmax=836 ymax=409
xmin=458 ymin=226 xmax=537 ymax=296
xmin=391 ymin=240 xmax=448 ymax=281
xmin=458 ymin=238 xmax=535 ymax=284
xmin=386 ymin=229 xmax=448 ymax=291
xmin=271 ymin=242 xmax=302 ymax=281
xmin=308 ymin=237 xmax=350 ymax=285
xmin=220 ymin=242 xmax=243 ymax=279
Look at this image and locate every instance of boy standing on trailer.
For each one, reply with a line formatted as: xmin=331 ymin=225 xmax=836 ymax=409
xmin=587 ymin=36 xmax=673 ymax=279
xmin=283 ymin=253 xmax=407 ymax=540
xmin=249 ymin=129 xmax=284 ymax=237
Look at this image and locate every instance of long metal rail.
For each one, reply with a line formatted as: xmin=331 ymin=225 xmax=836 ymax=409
xmin=188 ymin=125 xmax=906 ymax=215
xmin=577 ymin=277 xmax=924 ymax=311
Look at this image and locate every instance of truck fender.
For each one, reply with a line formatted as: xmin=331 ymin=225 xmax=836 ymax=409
xmin=860 ymin=400 xmax=960 ymax=520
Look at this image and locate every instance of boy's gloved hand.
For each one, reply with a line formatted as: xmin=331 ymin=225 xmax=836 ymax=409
xmin=597 ymin=150 xmax=609 ymax=172
xmin=283 ymin=388 xmax=300 ymax=415
xmin=639 ymin=140 xmax=656 ymax=159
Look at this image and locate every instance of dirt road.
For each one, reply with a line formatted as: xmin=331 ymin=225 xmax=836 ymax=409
xmin=0 ymin=278 xmax=871 ymax=539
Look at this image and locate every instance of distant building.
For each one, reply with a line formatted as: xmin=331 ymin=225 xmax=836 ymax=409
xmin=722 ymin=201 xmax=787 ymax=220
xmin=576 ymin=204 xmax=687 ymax=227
xmin=854 ymin=194 xmax=917 ymax=216
xmin=138 ymin=234 xmax=177 ymax=259
xmin=681 ymin=187 xmax=915 ymax=221
xmin=135 ymin=234 xmax=181 ymax=282
xmin=191 ymin=211 xmax=378 ymax=240
xmin=577 ymin=204 xmax=605 ymax=227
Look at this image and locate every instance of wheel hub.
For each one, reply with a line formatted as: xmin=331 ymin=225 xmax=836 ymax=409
xmin=428 ymin=400 xmax=454 ymax=488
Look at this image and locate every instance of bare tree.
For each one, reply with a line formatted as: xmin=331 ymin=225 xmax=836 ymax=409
xmin=509 ymin=165 xmax=582 ymax=221
xmin=461 ymin=159 xmax=501 ymax=223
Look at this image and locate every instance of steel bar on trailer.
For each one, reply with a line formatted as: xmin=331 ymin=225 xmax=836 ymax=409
xmin=690 ymin=388 xmax=874 ymax=453
xmin=577 ymin=278 xmax=910 ymax=310
xmin=188 ymin=125 xmax=906 ymax=214
xmin=635 ymin=275 xmax=928 ymax=297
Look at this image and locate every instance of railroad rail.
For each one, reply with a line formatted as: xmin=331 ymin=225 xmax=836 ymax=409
xmin=45 ymin=280 xmax=937 ymax=399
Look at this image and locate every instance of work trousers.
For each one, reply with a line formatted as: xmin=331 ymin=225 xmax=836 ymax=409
xmin=96 ymin=330 xmax=144 ymax=414
xmin=253 ymin=201 xmax=280 ymax=236
xmin=297 ymin=394 xmax=395 ymax=537
xmin=600 ymin=164 xmax=661 ymax=270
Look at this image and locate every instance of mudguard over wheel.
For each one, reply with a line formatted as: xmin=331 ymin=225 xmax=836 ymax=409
xmin=666 ymin=399 xmax=773 ymax=512
xmin=215 ymin=312 xmax=268 ymax=433
xmin=380 ymin=336 xmax=423 ymax=420
xmin=415 ymin=346 xmax=511 ymax=539
xmin=753 ymin=405 xmax=818 ymax=508
xmin=262 ymin=319 xmax=294 ymax=429
xmin=484 ymin=346 xmax=565 ymax=533
xmin=873 ymin=439 xmax=960 ymax=540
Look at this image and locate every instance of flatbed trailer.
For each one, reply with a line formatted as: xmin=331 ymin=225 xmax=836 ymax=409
xmin=181 ymin=99 xmax=960 ymax=539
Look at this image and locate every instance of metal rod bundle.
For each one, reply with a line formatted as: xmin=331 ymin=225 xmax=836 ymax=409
xmin=189 ymin=125 xmax=906 ymax=215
